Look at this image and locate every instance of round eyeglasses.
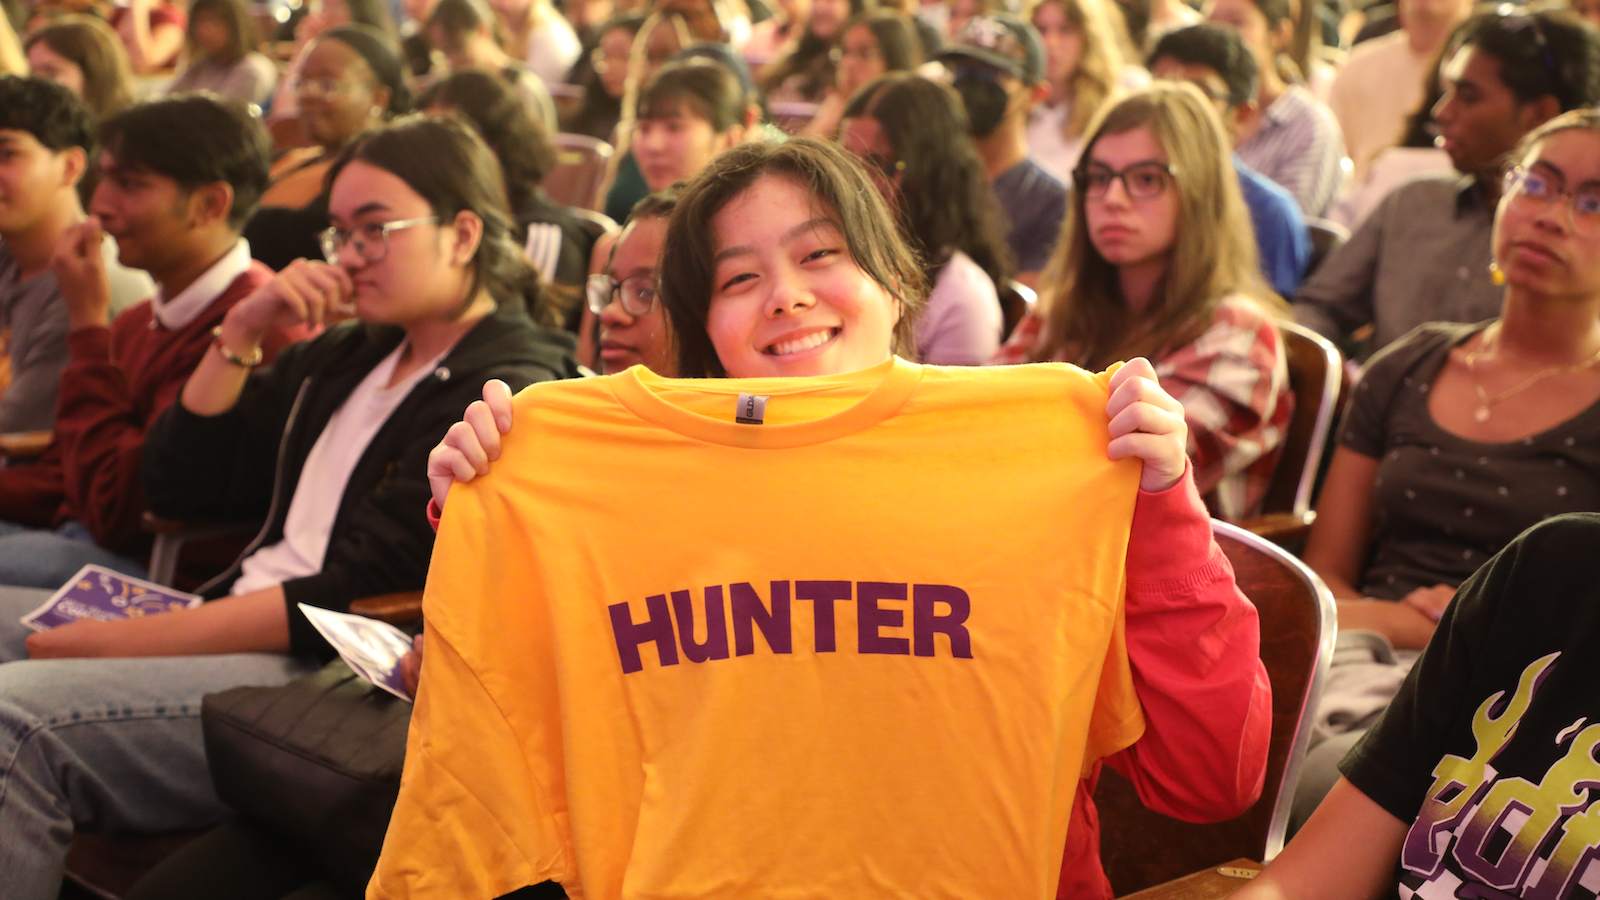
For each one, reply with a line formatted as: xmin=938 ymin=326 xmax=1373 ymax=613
xmin=586 ymin=273 xmax=658 ymax=317
xmin=1503 ymin=167 xmax=1600 ymax=238
xmin=1074 ymin=162 xmax=1175 ymax=201
xmin=318 ymin=217 xmax=439 ymax=265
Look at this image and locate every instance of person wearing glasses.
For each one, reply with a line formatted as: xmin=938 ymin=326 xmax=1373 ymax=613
xmin=996 ymin=83 xmax=1290 ymax=523
xmin=1294 ymin=10 xmax=1600 ymax=358
xmin=0 ymin=114 xmax=578 ymax=900
xmin=586 ymin=188 xmax=679 ymax=377
xmin=260 ymin=25 xmax=412 ymax=213
xmin=1287 ymin=109 xmax=1600 ymax=831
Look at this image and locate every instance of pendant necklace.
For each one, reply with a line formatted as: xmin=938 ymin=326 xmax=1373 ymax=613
xmin=1464 ymin=324 xmax=1600 ymax=423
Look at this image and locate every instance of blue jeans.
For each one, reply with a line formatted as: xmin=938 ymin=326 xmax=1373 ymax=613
xmin=0 ymin=587 xmax=314 ymax=900
xmin=0 ymin=520 xmax=149 ymax=589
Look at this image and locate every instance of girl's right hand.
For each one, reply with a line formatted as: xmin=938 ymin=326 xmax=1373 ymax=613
xmin=225 ymin=259 xmax=353 ymax=346
xmin=427 ymin=379 xmax=516 ymax=509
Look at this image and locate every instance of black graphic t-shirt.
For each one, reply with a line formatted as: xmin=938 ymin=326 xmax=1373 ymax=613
xmin=1341 ymin=513 xmax=1600 ymax=900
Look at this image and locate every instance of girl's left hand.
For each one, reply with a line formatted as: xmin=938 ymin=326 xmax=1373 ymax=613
xmin=1105 ymin=357 xmax=1189 ymax=493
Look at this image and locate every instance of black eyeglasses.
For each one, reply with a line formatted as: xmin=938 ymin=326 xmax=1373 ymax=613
xmin=586 ymin=273 xmax=658 ymax=316
xmin=1073 ymin=161 xmax=1176 ymax=200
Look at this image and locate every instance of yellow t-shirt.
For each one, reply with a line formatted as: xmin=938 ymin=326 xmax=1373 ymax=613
xmin=370 ymin=358 xmax=1146 ymax=900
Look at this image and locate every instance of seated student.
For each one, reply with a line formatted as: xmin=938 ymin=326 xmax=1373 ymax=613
xmin=265 ymin=0 xmax=400 ymax=137
xmin=564 ymin=13 xmax=644 ymax=140
xmin=1147 ymin=23 xmax=1310 ymax=298
xmin=23 ymin=16 xmax=136 ymax=123
xmin=1233 ymin=514 xmax=1600 ymax=900
xmin=1025 ymin=0 xmax=1150 ymax=182
xmin=1203 ymin=0 xmax=1344 ymax=217
xmin=839 ymin=72 xmax=1012 ymax=365
xmin=488 ymin=0 xmax=581 ymax=87
xmin=997 ymin=83 xmax=1292 ymax=523
xmin=417 ymin=138 xmax=1269 ymax=900
xmin=939 ymin=13 xmax=1070 ymax=289
xmin=165 ymin=0 xmax=280 ymax=106
xmin=1289 ymin=109 xmax=1600 ymax=822
xmin=1295 ymin=10 xmax=1600 ymax=357
xmin=0 ymin=77 xmax=153 ymax=434
xmin=423 ymin=70 xmax=595 ymax=290
xmin=425 ymin=0 xmax=558 ymax=133
xmin=0 ymin=94 xmax=299 ymax=589
xmin=800 ymin=11 xmax=924 ymax=139
xmin=583 ymin=190 xmax=678 ymax=377
xmin=247 ymin=25 xmax=412 ymax=269
xmin=757 ymin=0 xmax=865 ymax=102
xmin=0 ymin=113 xmax=577 ymax=900
xmin=604 ymin=57 xmax=752 ymax=224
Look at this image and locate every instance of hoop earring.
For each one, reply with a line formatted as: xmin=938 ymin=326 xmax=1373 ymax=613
xmin=1489 ymin=261 xmax=1506 ymax=286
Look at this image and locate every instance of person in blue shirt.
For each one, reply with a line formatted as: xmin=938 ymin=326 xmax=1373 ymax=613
xmin=1148 ymin=23 xmax=1310 ymax=298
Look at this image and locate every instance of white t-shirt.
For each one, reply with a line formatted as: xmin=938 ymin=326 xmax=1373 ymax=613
xmin=523 ymin=15 xmax=581 ymax=87
xmin=232 ymin=341 xmax=446 ymax=595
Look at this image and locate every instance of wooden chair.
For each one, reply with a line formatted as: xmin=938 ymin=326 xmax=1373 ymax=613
xmin=999 ymin=279 xmax=1037 ymax=343
xmin=1094 ymin=520 xmax=1336 ymax=896
xmin=543 ymin=133 xmax=614 ymax=212
xmin=1236 ymin=322 xmax=1343 ymax=550
xmin=769 ymin=100 xmax=821 ymax=136
xmin=60 ymin=590 xmax=424 ymax=898
xmin=0 ymin=430 xmax=52 ymax=464
xmin=1303 ymin=218 xmax=1350 ymax=279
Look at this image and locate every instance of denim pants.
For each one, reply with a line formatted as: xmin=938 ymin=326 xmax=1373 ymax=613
xmin=0 ymin=519 xmax=149 ymax=589
xmin=0 ymin=587 xmax=314 ymax=900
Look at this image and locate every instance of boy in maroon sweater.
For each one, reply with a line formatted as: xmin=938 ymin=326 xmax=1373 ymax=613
xmin=0 ymin=94 xmax=304 ymax=588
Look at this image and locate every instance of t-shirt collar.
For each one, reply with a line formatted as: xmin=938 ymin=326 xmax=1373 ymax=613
xmin=150 ymin=239 xmax=252 ymax=330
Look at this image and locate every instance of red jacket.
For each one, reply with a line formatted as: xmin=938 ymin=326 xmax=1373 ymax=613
xmin=1059 ymin=469 xmax=1273 ymax=899
xmin=0 ymin=261 xmax=297 ymax=553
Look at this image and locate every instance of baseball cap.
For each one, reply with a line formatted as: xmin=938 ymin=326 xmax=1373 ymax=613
xmin=937 ymin=14 xmax=1046 ymax=84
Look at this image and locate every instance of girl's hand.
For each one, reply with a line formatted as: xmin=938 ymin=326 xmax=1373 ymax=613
xmin=224 ymin=259 xmax=353 ymax=348
xmin=1401 ymin=584 xmax=1455 ymax=622
xmin=1105 ymin=357 xmax=1189 ymax=493
xmin=426 ymin=379 xmax=515 ymax=510
xmin=399 ymin=633 xmax=423 ymax=699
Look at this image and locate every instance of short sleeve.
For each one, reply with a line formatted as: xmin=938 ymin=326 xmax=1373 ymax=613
xmin=1337 ymin=325 xmax=1451 ymax=459
xmin=368 ymin=484 xmax=574 ymax=900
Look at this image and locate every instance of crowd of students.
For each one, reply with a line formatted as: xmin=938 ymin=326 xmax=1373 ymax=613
xmin=0 ymin=0 xmax=1598 ymax=895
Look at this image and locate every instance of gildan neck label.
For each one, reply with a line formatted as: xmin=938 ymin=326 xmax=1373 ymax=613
xmin=735 ymin=393 xmax=769 ymax=425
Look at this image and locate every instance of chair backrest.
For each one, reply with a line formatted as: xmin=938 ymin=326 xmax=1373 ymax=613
xmin=1093 ymin=520 xmax=1336 ymax=895
xmin=769 ymin=100 xmax=820 ymax=136
xmin=1303 ymin=217 xmax=1350 ymax=279
xmin=1260 ymin=321 xmax=1343 ymax=518
xmin=998 ymin=279 xmax=1037 ymax=343
xmin=543 ymin=133 xmax=614 ymax=212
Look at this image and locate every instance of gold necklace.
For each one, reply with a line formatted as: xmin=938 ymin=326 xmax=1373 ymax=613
xmin=1464 ymin=324 xmax=1600 ymax=423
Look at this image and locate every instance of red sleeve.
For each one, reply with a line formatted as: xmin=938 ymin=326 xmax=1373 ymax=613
xmin=1102 ymin=464 xmax=1272 ymax=822
xmin=427 ymin=497 xmax=443 ymax=531
xmin=53 ymin=320 xmax=196 ymax=551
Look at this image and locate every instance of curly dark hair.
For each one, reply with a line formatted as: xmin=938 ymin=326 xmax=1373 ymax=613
xmin=841 ymin=72 xmax=1013 ymax=292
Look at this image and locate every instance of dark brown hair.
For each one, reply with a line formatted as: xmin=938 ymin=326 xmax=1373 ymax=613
xmin=326 ymin=113 xmax=560 ymax=326
xmin=23 ymin=16 xmax=134 ymax=120
xmin=657 ymin=137 xmax=927 ymax=377
xmin=636 ymin=57 xmax=747 ymax=132
xmin=186 ymin=0 xmax=258 ymax=66
xmin=421 ymin=69 xmax=556 ymax=208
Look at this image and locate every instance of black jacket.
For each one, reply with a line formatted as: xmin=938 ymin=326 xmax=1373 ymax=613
xmin=143 ymin=304 xmax=579 ymax=660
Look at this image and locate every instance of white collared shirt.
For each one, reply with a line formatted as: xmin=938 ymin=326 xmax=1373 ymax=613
xmin=150 ymin=239 xmax=253 ymax=331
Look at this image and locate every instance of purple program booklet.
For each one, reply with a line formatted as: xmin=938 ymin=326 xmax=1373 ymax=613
xmin=21 ymin=565 xmax=203 ymax=632
xmin=297 ymin=603 xmax=414 ymax=701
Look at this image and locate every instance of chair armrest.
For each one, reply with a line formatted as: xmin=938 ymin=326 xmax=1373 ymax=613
xmin=1120 ymin=859 xmax=1263 ymax=899
xmin=141 ymin=512 xmax=258 ymax=541
xmin=348 ymin=591 xmax=424 ymax=626
xmin=1236 ymin=511 xmax=1316 ymax=550
xmin=0 ymin=431 xmax=52 ymax=458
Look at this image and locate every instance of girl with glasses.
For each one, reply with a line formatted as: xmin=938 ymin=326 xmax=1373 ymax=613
xmin=1282 ymin=110 xmax=1600 ymax=832
xmin=420 ymin=137 xmax=1268 ymax=900
xmin=997 ymin=82 xmax=1292 ymax=523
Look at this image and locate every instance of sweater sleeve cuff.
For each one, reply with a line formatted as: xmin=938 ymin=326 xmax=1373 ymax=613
xmin=427 ymin=497 xmax=442 ymax=532
xmin=66 ymin=325 xmax=114 ymax=364
xmin=1125 ymin=461 xmax=1217 ymax=585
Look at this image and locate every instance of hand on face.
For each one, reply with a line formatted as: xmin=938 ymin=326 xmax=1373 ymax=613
xmin=227 ymin=259 xmax=354 ymax=344
xmin=1105 ymin=357 xmax=1189 ymax=493
xmin=51 ymin=217 xmax=112 ymax=331
xmin=427 ymin=378 xmax=514 ymax=511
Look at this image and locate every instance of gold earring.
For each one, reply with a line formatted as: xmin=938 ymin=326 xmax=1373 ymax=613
xmin=1489 ymin=261 xmax=1506 ymax=286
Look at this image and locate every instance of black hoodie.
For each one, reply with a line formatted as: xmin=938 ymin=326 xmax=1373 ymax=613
xmin=143 ymin=303 xmax=579 ymax=660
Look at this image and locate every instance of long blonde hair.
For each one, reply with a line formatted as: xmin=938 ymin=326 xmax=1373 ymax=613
xmin=0 ymin=11 xmax=25 ymax=77
xmin=1027 ymin=0 xmax=1132 ymax=140
xmin=1031 ymin=82 xmax=1284 ymax=369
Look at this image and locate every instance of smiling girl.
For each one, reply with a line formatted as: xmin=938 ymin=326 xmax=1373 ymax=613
xmin=424 ymin=137 xmax=1268 ymax=900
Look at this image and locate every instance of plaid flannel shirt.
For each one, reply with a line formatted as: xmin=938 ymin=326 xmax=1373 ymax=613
xmin=993 ymin=295 xmax=1293 ymax=520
